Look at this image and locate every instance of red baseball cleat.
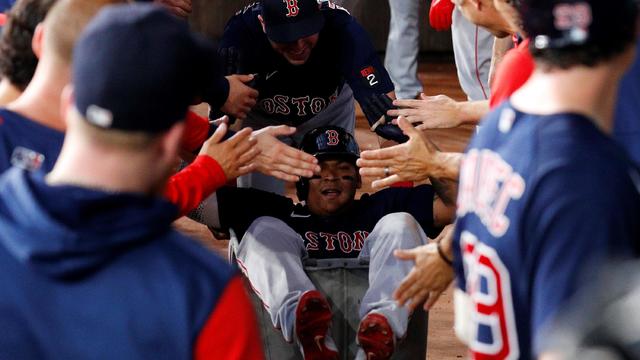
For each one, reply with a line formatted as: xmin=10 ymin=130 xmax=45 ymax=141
xmin=357 ymin=313 xmax=395 ymax=360
xmin=295 ymin=290 xmax=339 ymax=360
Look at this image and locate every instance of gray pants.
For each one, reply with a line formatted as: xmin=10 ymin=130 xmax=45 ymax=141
xmin=385 ymin=0 xmax=423 ymax=99
xmin=235 ymin=212 xmax=428 ymax=346
xmin=238 ymin=85 xmax=356 ymax=194
xmin=451 ymin=8 xmax=493 ymax=101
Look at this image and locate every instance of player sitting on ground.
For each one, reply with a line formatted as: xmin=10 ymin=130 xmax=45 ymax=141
xmin=191 ymin=126 xmax=456 ymax=360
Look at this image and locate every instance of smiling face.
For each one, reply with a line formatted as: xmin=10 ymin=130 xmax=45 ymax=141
xmin=306 ymin=158 xmax=361 ymax=217
xmin=268 ymin=33 xmax=319 ymax=65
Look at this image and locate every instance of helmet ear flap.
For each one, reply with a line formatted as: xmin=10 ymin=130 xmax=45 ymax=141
xmin=296 ymin=178 xmax=309 ymax=201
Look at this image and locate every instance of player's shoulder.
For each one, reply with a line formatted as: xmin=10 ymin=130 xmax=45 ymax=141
xmin=320 ymin=1 xmax=352 ymax=20
xmin=0 ymin=107 xmax=59 ymax=136
xmin=223 ymin=2 xmax=262 ymax=35
xmin=474 ymin=103 xmax=637 ymax=185
xmin=232 ymin=1 xmax=262 ymax=20
xmin=320 ymin=1 xmax=361 ymax=34
xmin=0 ymin=108 xmax=26 ymax=129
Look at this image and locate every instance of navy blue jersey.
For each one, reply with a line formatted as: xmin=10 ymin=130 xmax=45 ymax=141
xmin=216 ymin=185 xmax=438 ymax=258
xmin=0 ymin=108 xmax=63 ymax=174
xmin=614 ymin=39 xmax=640 ymax=165
xmin=0 ymin=168 xmax=263 ymax=359
xmin=218 ymin=2 xmax=394 ymax=126
xmin=453 ymin=102 xmax=640 ymax=359
xmin=0 ymin=0 xmax=14 ymax=12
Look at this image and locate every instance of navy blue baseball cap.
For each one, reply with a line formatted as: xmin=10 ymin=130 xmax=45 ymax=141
xmin=73 ymin=3 xmax=219 ymax=133
xmin=261 ymin=0 xmax=324 ymax=43
xmin=520 ymin=0 xmax=638 ymax=49
xmin=299 ymin=126 xmax=360 ymax=163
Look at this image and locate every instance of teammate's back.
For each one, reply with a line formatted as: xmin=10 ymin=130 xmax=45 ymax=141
xmin=0 ymin=168 xmax=244 ymax=358
xmin=455 ymin=101 xmax=640 ymax=358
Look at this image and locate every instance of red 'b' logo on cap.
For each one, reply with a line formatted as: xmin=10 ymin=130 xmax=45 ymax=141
xmin=326 ymin=130 xmax=340 ymax=145
xmin=283 ymin=0 xmax=299 ymax=17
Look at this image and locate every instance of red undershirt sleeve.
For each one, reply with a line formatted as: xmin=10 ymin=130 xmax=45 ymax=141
xmin=164 ymin=155 xmax=227 ymax=218
xmin=194 ymin=276 xmax=264 ymax=360
xmin=182 ymin=111 xmax=211 ymax=153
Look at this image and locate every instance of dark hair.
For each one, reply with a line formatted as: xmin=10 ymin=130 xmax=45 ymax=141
xmin=524 ymin=0 xmax=638 ymax=69
xmin=0 ymin=0 xmax=57 ymax=90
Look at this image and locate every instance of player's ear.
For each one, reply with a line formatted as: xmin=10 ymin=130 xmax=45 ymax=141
xmin=32 ymin=23 xmax=44 ymax=59
xmin=158 ymin=121 xmax=185 ymax=163
xmin=258 ymin=14 xmax=267 ymax=33
xmin=60 ymin=85 xmax=74 ymax=126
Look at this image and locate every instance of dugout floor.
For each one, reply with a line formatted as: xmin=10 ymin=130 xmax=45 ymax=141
xmin=174 ymin=59 xmax=471 ymax=359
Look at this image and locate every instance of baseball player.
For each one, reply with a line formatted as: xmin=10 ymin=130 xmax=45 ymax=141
xmin=452 ymin=1 xmax=640 ymax=359
xmin=0 ymin=4 xmax=262 ymax=358
xmin=218 ymin=0 xmax=408 ymax=193
xmin=190 ymin=126 xmax=456 ymax=360
xmin=387 ymin=0 xmax=519 ymax=129
xmin=0 ymin=0 xmax=55 ymax=106
xmin=426 ymin=0 xmax=494 ymax=102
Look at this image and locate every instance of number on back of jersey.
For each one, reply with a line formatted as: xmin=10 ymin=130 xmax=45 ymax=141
xmin=456 ymin=231 xmax=520 ymax=360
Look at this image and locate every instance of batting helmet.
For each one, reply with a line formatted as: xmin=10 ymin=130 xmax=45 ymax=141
xmin=295 ymin=126 xmax=360 ymax=201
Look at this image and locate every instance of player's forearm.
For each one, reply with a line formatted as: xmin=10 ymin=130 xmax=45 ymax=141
xmin=428 ymin=152 xmax=462 ymax=207
xmin=456 ymin=100 xmax=490 ymax=126
xmin=428 ymin=151 xmax=463 ymax=182
xmin=164 ymin=156 xmax=227 ymax=218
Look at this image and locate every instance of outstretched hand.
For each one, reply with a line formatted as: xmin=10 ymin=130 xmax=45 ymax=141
xmin=393 ymin=224 xmax=456 ymax=311
xmin=252 ymin=125 xmax=320 ymax=182
xmin=387 ymin=94 xmax=463 ymax=130
xmin=199 ymin=122 xmax=259 ymax=180
xmin=357 ymin=116 xmax=440 ymax=188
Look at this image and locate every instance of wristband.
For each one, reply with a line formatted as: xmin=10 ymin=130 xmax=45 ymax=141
xmin=437 ymin=240 xmax=453 ymax=267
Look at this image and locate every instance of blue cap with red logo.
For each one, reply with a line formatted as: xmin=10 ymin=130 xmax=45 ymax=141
xmin=520 ymin=0 xmax=638 ymax=49
xmin=261 ymin=0 xmax=324 ymax=43
xmin=73 ymin=3 xmax=219 ymax=133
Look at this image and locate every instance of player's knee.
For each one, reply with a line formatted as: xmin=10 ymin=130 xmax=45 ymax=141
xmin=377 ymin=212 xmax=419 ymax=230
xmin=246 ymin=216 xmax=291 ymax=236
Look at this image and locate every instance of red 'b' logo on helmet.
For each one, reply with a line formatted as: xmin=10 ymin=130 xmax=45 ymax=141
xmin=283 ymin=0 xmax=299 ymax=17
xmin=326 ymin=130 xmax=340 ymax=146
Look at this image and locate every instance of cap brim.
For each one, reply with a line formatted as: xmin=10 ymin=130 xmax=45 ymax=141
xmin=315 ymin=152 xmax=359 ymax=163
xmin=266 ymin=15 xmax=324 ymax=43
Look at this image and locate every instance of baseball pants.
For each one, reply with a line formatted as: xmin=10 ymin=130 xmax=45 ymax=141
xmin=234 ymin=212 xmax=429 ymax=345
xmin=385 ymin=0 xmax=423 ymax=100
xmin=451 ymin=8 xmax=493 ymax=101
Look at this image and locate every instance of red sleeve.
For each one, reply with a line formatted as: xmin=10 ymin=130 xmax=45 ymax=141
xmin=194 ymin=276 xmax=264 ymax=360
xmin=489 ymin=39 xmax=534 ymax=109
xmin=182 ymin=111 xmax=211 ymax=153
xmin=164 ymin=155 xmax=227 ymax=218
